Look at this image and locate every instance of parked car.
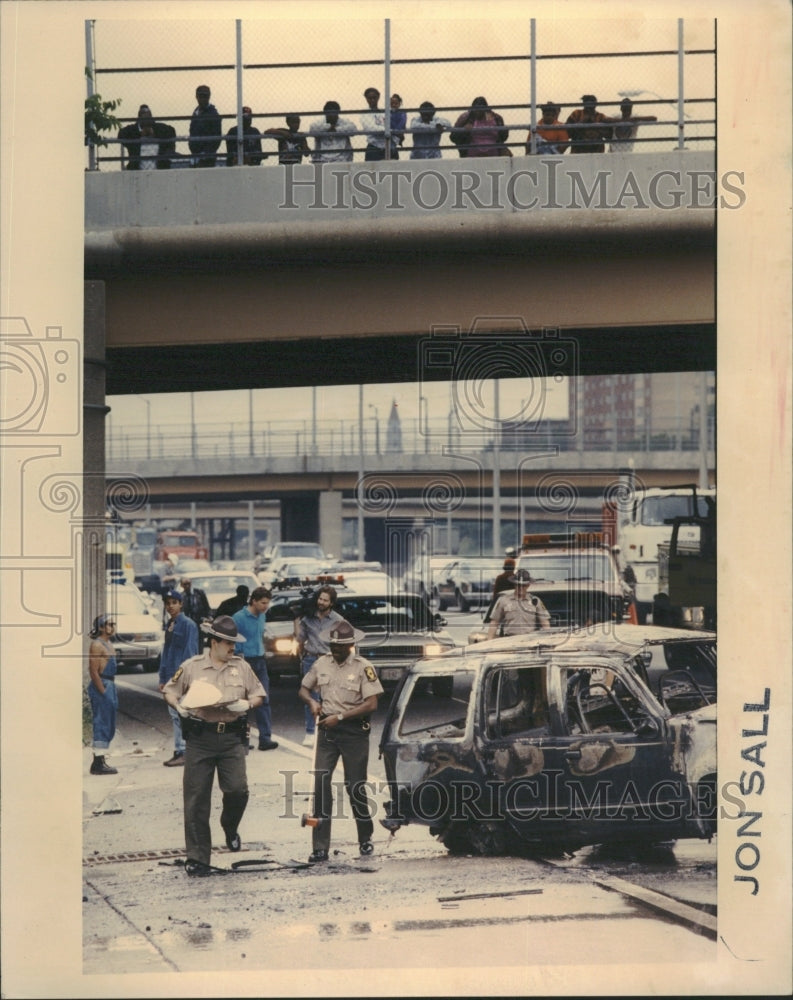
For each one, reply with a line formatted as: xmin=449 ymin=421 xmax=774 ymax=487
xmin=379 ymin=624 xmax=717 ymax=856
xmin=186 ymin=571 xmax=261 ymax=615
xmin=264 ymin=579 xmax=459 ymax=684
xmin=104 ymin=583 xmax=165 ymax=673
xmin=402 ymin=555 xmax=456 ymax=602
xmin=256 ymin=541 xmax=327 ymax=574
xmin=433 ymin=556 xmax=504 ymax=612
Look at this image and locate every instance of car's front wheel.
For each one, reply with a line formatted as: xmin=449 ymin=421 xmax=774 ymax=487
xmin=455 ymin=589 xmax=470 ymax=613
xmin=437 ymin=820 xmax=507 ymax=856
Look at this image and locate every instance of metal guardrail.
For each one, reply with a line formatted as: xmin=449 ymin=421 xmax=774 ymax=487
xmin=86 ymin=17 xmax=715 ymax=170
xmin=107 ymin=415 xmax=715 ymax=463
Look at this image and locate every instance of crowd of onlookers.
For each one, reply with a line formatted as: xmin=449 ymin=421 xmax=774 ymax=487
xmin=116 ymin=86 xmax=659 ymax=168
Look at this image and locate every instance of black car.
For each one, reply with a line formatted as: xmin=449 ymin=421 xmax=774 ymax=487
xmin=264 ymin=579 xmax=459 ymax=684
xmin=379 ymin=624 xmax=717 ymax=856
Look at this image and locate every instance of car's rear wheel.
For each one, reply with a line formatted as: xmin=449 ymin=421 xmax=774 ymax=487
xmin=143 ymin=658 xmax=160 ymax=673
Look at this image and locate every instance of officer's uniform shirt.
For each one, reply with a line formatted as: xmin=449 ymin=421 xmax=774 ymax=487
xmin=301 ymin=648 xmax=384 ymax=715
xmin=490 ymin=589 xmax=551 ymax=634
xmin=164 ymin=650 xmax=265 ymax=723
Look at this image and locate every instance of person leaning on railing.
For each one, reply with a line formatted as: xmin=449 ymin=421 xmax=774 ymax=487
xmin=118 ymin=103 xmax=177 ymax=169
xmin=450 ymin=96 xmax=510 ymax=157
xmin=409 ymin=101 xmax=452 ymax=159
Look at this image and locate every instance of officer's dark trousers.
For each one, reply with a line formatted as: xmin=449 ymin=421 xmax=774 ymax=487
xmin=183 ymin=730 xmax=249 ymax=864
xmin=312 ymin=725 xmax=374 ymax=852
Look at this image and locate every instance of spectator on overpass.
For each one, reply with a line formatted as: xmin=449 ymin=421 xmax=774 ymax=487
xmin=118 ymin=104 xmax=177 ymax=169
xmin=526 ymin=101 xmax=569 ymax=155
xmin=360 ymin=87 xmax=391 ymax=161
xmin=609 ymin=97 xmax=658 ymax=152
xmin=450 ymin=96 xmax=510 ymax=157
xmin=409 ymin=101 xmax=451 ymax=159
xmin=189 ymin=84 xmax=222 ymax=167
xmin=565 ymin=94 xmax=614 ymax=153
xmin=225 ymin=106 xmax=265 ymax=166
xmin=389 ymin=93 xmax=407 ymax=157
xmin=264 ymin=114 xmax=311 ymax=165
xmin=309 ymin=101 xmax=356 ymax=163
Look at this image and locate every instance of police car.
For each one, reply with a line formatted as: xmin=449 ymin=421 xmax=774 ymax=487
xmin=264 ymin=576 xmax=459 ymax=684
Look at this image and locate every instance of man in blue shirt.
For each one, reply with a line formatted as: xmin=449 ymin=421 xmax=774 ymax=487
xmin=233 ymin=587 xmax=278 ymax=750
xmin=159 ymin=590 xmax=199 ymax=766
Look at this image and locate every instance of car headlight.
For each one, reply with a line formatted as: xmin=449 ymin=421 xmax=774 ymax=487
xmin=422 ymin=643 xmax=446 ymax=657
xmin=273 ymin=637 xmax=298 ymax=654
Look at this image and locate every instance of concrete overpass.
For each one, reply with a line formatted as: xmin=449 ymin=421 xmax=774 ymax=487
xmin=85 ymin=150 xmax=716 ymax=395
xmin=85 ymin=150 xmax=716 ymax=558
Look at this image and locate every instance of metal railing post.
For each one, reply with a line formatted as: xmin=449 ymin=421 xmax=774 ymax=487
xmin=235 ymin=19 xmax=244 ymax=166
xmin=85 ymin=20 xmax=97 ymax=171
xmin=384 ymin=18 xmax=392 ymax=159
xmin=529 ymin=19 xmax=537 ymax=154
xmin=677 ymin=18 xmax=686 ymax=150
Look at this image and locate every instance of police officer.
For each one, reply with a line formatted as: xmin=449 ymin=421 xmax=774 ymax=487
xmin=298 ymin=619 xmax=384 ymax=863
xmin=163 ymin=615 xmax=266 ymax=876
xmin=487 ymin=567 xmax=551 ymax=639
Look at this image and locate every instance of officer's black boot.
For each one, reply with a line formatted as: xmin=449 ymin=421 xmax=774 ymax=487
xmin=90 ymin=755 xmax=118 ymax=775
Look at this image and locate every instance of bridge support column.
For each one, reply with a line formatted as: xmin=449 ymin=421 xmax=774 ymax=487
xmin=319 ymin=490 xmax=342 ymax=562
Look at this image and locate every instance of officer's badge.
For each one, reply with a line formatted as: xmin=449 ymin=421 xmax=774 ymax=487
xmin=230 ymin=668 xmax=239 ymax=677
xmin=347 ymin=673 xmax=355 ymax=681
xmin=172 ymin=666 xmax=184 ymax=682
xmin=364 ymin=665 xmax=377 ymax=682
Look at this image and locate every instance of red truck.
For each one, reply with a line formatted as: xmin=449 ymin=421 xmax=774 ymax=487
xmin=155 ymin=530 xmax=207 ymax=563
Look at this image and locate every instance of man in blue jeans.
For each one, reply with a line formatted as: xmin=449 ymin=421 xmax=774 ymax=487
xmin=295 ymin=585 xmax=343 ymax=746
xmin=233 ymin=587 xmax=278 ymax=750
xmin=159 ymin=590 xmax=199 ymax=766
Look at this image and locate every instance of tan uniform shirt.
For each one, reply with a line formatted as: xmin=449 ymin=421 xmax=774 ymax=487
xmin=490 ymin=590 xmax=551 ymax=634
xmin=301 ymin=650 xmax=384 ymax=715
xmin=164 ymin=651 xmax=265 ymax=722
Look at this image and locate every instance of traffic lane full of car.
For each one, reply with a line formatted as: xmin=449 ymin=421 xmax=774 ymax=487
xmin=263 ymin=581 xmax=458 ymax=684
xmin=378 ymin=624 xmax=717 ymax=857
xmin=104 ymin=581 xmax=165 ymax=672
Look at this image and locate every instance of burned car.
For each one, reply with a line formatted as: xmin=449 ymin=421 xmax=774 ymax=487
xmin=379 ymin=624 xmax=716 ymax=855
xmin=265 ymin=578 xmax=459 ymax=684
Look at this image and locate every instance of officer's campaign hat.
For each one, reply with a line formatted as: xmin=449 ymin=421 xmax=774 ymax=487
xmin=327 ymin=620 xmax=366 ymax=645
xmin=508 ymin=568 xmax=534 ymax=585
xmin=200 ymin=615 xmax=246 ymax=643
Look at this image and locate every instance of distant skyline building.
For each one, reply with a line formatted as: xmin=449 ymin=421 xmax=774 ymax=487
xmin=573 ymin=372 xmax=714 ymax=450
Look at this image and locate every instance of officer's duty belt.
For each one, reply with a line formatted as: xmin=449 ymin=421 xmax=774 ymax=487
xmin=187 ymin=717 xmax=247 ymax=735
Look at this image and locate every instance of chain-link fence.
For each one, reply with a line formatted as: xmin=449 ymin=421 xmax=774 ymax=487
xmin=87 ymin=16 xmax=715 ymax=170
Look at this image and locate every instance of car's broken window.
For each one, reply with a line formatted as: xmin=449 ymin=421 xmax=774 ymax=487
xmin=485 ymin=666 xmax=551 ymax=738
xmin=397 ymin=672 xmax=474 ymax=738
xmin=565 ymin=667 xmax=649 ymax=735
